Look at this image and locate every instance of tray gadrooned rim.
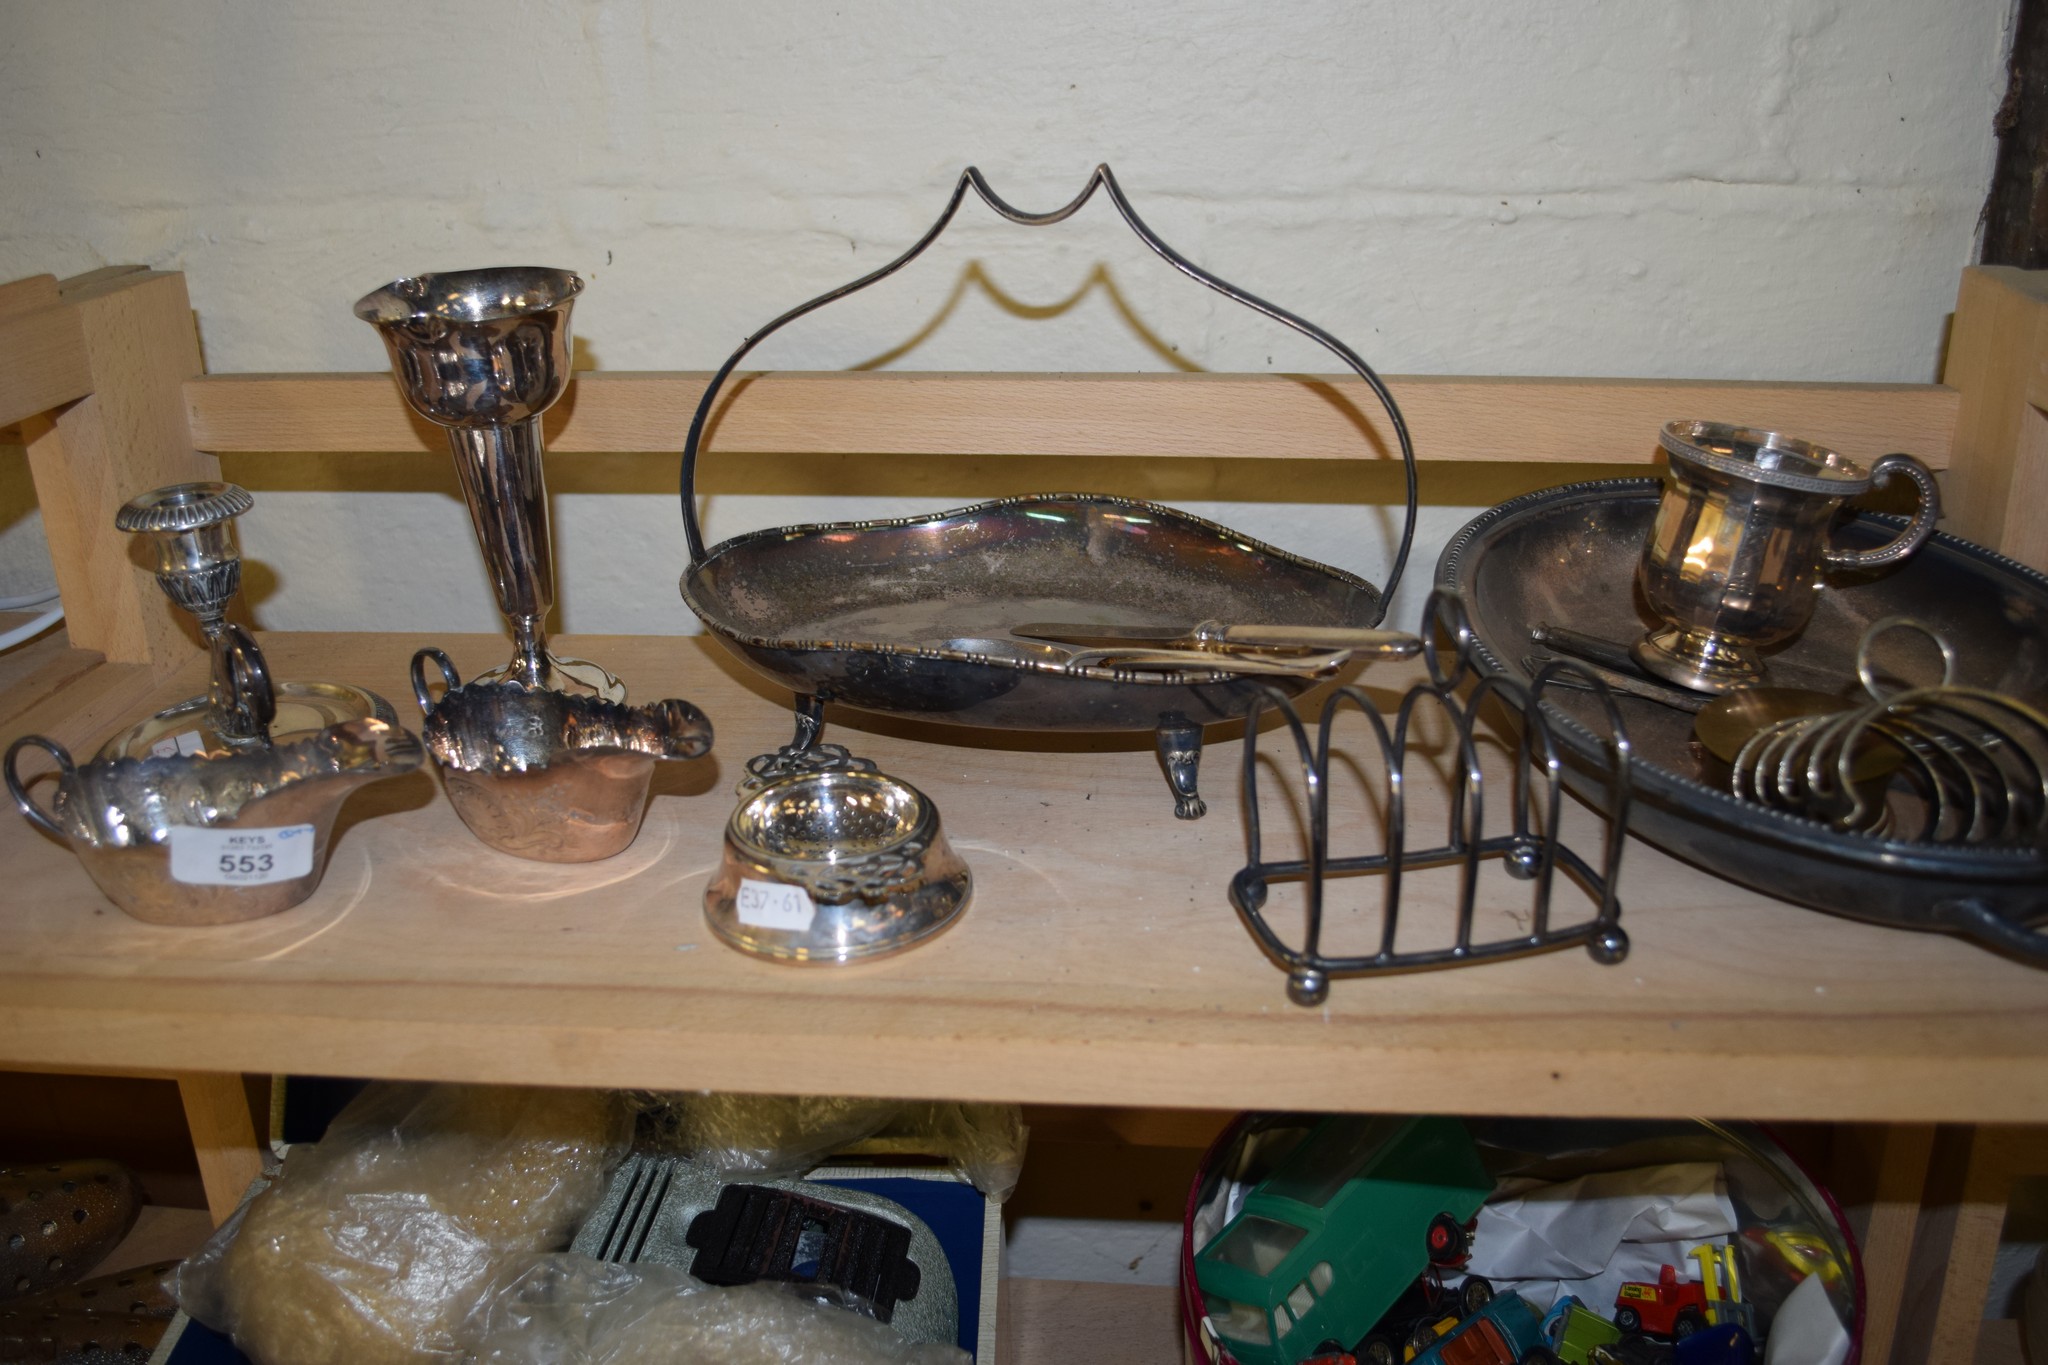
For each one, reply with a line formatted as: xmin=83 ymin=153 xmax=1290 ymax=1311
xmin=681 ymin=491 xmax=1383 ymax=689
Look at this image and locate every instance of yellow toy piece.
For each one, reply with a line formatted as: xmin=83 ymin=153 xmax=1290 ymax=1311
xmin=1688 ymin=1243 xmax=1752 ymax=1329
xmin=1753 ymin=1226 xmax=1847 ymax=1287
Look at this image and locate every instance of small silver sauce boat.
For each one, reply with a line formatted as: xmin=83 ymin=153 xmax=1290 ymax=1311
xmin=10 ymin=534 xmax=421 ymax=928
xmin=8 ymin=718 xmax=423 ymax=926
xmin=411 ymin=648 xmax=713 ymax=863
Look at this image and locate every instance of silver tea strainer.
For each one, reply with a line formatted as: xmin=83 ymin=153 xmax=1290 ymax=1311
xmin=705 ymin=751 xmax=971 ymax=964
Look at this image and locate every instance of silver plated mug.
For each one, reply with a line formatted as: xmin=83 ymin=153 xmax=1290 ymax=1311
xmin=1633 ymin=420 xmax=1941 ymax=693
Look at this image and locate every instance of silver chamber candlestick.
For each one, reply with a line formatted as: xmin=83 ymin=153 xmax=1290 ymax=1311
xmin=101 ymin=481 xmax=395 ymax=759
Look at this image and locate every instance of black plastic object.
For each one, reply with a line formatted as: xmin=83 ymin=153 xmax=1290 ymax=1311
xmin=1230 ymin=592 xmax=1633 ymax=1004
xmin=685 ymin=1183 xmax=922 ymax=1323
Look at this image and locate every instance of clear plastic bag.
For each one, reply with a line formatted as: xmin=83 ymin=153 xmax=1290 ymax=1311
xmin=635 ymin=1093 xmax=1026 ymax=1202
xmin=895 ymin=1101 xmax=1027 ymax=1204
xmin=642 ymin=1093 xmax=899 ymax=1179
xmin=469 ymin=1253 xmax=970 ymax=1365
xmin=175 ymin=1083 xmax=629 ymax=1365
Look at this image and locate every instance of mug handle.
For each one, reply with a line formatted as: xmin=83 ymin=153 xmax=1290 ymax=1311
xmin=1823 ymin=452 xmax=1942 ymax=570
xmin=219 ymin=623 xmax=277 ymax=739
xmin=6 ymin=734 xmax=75 ymax=839
xmin=411 ymin=647 xmax=461 ymax=715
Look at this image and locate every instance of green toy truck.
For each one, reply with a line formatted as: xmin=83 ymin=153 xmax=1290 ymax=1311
xmin=1540 ymin=1296 xmax=1623 ymax=1364
xmin=1195 ymin=1115 xmax=1495 ymax=1365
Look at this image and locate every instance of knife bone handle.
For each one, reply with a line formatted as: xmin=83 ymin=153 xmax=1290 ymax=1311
xmin=1198 ymin=621 xmax=1422 ymax=657
xmin=1527 ymin=622 xmax=1645 ymax=676
xmin=1522 ymin=653 xmax=1708 ymax=714
xmin=1070 ymin=648 xmax=1349 ymax=677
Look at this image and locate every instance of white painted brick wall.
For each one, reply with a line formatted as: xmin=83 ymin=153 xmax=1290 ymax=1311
xmin=0 ymin=0 xmax=2016 ymax=633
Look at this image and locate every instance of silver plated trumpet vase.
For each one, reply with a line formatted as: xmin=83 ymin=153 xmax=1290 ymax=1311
xmin=354 ymin=266 xmax=623 ymax=701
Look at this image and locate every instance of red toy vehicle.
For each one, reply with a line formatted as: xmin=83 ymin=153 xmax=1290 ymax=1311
xmin=1613 ymin=1265 xmax=1708 ymax=1338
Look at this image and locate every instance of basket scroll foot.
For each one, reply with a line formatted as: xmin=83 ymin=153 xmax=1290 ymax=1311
xmin=789 ymin=693 xmax=826 ymax=751
xmin=739 ymin=694 xmax=876 ymax=795
xmin=1156 ymin=713 xmax=1206 ymax=820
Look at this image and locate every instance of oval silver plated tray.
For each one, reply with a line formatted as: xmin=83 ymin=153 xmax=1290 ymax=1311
xmin=1437 ymin=478 xmax=2048 ymax=963
xmin=682 ymin=491 xmax=1383 ymax=731
xmin=679 ymin=166 xmax=1420 ymax=818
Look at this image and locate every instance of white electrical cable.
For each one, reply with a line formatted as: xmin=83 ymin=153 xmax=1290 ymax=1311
xmin=0 ymin=585 xmax=64 ymax=651
xmin=0 ymin=604 xmax=63 ymax=652
xmin=0 ymin=586 xmax=60 ymax=611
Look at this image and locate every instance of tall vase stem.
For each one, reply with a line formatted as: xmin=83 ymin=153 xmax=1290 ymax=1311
xmin=447 ymin=417 xmax=555 ymax=685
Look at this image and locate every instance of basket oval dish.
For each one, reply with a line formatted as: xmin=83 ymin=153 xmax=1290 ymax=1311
xmin=1436 ymin=478 xmax=2048 ymax=960
xmin=682 ymin=492 xmax=1385 ymax=731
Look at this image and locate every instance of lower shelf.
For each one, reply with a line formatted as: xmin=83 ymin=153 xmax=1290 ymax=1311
xmin=1002 ymin=1279 xmax=1182 ymax=1365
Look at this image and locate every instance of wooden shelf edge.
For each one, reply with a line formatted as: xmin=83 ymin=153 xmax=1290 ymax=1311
xmin=3 ymin=1000 xmax=2043 ymax=1125
xmin=183 ymin=370 xmax=1961 ymax=468
xmin=0 ymin=631 xmax=103 ymax=728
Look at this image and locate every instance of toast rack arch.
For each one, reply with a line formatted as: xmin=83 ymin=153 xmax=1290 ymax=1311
xmin=678 ymin=164 xmax=1421 ymax=620
xmin=1230 ymin=591 xmax=1635 ymax=1004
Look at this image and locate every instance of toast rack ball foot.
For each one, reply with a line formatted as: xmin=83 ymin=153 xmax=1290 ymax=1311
xmin=1588 ymin=926 xmax=1630 ymax=965
xmin=1157 ymin=713 xmax=1206 ymax=821
xmin=1502 ymin=838 xmax=1543 ymax=881
xmin=1287 ymin=968 xmax=1330 ymax=1007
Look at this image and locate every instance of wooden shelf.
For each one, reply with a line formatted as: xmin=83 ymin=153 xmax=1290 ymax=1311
xmin=180 ymin=369 xmax=1961 ymax=468
xmin=6 ymin=629 xmax=2045 ymax=1123
xmin=8 ymin=262 xmax=2048 ymax=1363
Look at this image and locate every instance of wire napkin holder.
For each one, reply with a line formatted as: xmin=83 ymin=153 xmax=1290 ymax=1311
xmin=1231 ymin=592 xmax=1635 ymax=1004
